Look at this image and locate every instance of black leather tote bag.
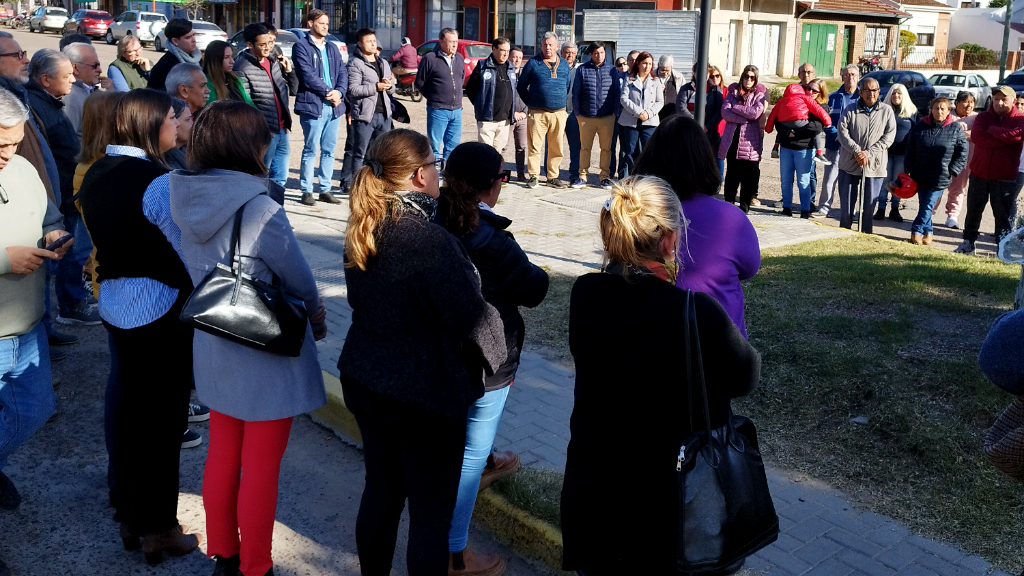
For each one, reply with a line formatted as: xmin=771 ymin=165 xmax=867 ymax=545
xmin=180 ymin=204 xmax=308 ymax=357
xmin=676 ymin=290 xmax=779 ymax=573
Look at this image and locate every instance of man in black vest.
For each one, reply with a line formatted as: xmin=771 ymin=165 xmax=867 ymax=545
xmin=234 ymin=23 xmax=292 ymax=188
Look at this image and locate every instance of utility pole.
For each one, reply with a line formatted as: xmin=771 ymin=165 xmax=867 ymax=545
xmin=1000 ymin=0 xmax=1014 ymax=82
xmin=694 ymin=0 xmax=712 ymax=126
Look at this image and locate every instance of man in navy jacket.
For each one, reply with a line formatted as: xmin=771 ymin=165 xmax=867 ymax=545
xmin=293 ymin=9 xmax=348 ymax=205
xmin=571 ymin=41 xmax=618 ymax=189
xmin=416 ymin=28 xmax=464 ymax=162
xmin=466 ymin=37 xmax=522 ymax=155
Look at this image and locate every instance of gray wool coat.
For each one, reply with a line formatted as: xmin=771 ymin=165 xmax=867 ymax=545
xmin=168 ymin=169 xmax=327 ymax=421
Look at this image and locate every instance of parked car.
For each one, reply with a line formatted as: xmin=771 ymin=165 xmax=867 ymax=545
xmin=928 ymin=73 xmax=991 ymax=110
xmin=28 ymin=6 xmax=68 ymax=34
xmin=155 ymin=20 xmax=226 ymax=52
xmin=285 ymin=28 xmax=349 ymax=64
xmin=229 ymin=29 xmax=299 ymax=60
xmin=998 ymin=72 xmax=1024 ymax=99
xmin=861 ymin=70 xmax=936 ymax=111
xmin=106 ymin=11 xmax=167 ymax=46
xmin=415 ymin=39 xmax=491 ymax=87
xmin=63 ymin=9 xmax=113 ymax=39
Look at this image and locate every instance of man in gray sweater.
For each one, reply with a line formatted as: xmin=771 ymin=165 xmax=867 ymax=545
xmin=837 ymin=77 xmax=896 ymax=234
xmin=0 ymin=87 xmax=70 ymax=575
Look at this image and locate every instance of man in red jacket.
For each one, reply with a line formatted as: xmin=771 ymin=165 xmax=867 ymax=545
xmin=955 ymin=85 xmax=1024 ymax=255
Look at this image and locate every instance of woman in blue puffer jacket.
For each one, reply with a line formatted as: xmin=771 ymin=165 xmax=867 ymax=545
xmin=904 ymin=96 xmax=967 ymax=245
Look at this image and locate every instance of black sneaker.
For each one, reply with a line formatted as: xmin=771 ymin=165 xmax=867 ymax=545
xmin=547 ymin=178 xmax=569 ymax=189
xmin=48 ymin=330 xmax=79 ymax=346
xmin=780 ymin=207 xmax=793 ymax=217
xmin=873 ymin=207 xmax=886 ymax=220
xmin=0 ymin=471 xmax=21 ymax=510
xmin=600 ymin=179 xmax=613 ymax=190
xmin=800 ymin=210 xmax=811 ymax=219
xmin=300 ymin=193 xmax=316 ymax=206
xmin=182 ymin=428 xmax=202 ymax=449
xmin=526 ymin=176 xmax=538 ymax=189
xmin=56 ymin=301 xmax=101 ymax=326
xmin=188 ymin=401 xmax=210 ymax=423
xmin=517 ymin=174 xmax=528 ymax=183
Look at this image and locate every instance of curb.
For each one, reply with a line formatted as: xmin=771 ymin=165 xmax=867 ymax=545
xmin=307 ymin=370 xmax=566 ymax=572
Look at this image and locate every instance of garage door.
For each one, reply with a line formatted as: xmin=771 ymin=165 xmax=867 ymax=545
xmin=748 ymin=23 xmax=780 ymax=76
xmin=799 ymin=22 xmax=837 ymax=78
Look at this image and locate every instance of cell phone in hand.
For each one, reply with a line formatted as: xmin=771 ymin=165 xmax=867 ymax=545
xmin=44 ymin=234 xmax=73 ymax=252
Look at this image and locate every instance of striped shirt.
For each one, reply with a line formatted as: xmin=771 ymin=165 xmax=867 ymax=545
xmin=97 ymin=146 xmax=185 ymax=329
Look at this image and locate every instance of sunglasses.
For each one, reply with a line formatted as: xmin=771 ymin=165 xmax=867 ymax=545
xmin=711 ymin=73 xmax=721 ymax=78
xmin=497 ymin=169 xmax=511 ymax=183
xmin=743 ymin=73 xmax=756 ymax=80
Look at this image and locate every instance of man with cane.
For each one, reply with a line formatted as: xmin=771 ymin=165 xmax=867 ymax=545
xmin=837 ymin=77 xmax=896 ymax=233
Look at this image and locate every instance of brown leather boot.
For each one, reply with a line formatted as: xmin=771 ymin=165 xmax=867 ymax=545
xmin=141 ymin=526 xmax=201 ymax=565
xmin=449 ymin=548 xmax=506 ymax=576
xmin=478 ymin=451 xmax=521 ymax=492
xmin=121 ymin=523 xmax=189 ymax=551
xmin=922 ymin=234 xmax=933 ymax=245
xmin=909 ymin=233 xmax=923 ymax=245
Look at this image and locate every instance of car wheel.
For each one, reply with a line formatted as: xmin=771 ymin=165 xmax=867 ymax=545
xmin=106 ymin=29 xmax=114 ymax=44
xmin=154 ymin=36 xmax=162 ymax=51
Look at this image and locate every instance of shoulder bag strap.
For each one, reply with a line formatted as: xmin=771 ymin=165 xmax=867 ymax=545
xmin=687 ymin=290 xmax=713 ymax=436
xmin=229 ymin=205 xmax=245 ymax=305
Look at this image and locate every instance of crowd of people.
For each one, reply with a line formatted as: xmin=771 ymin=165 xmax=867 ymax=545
xmin=1 ymin=11 xmax=1022 ymax=576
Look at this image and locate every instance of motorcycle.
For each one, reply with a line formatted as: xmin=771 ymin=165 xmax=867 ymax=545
xmin=8 ymin=12 xmax=26 ymax=29
xmin=858 ymin=56 xmax=881 ymax=76
xmin=394 ymin=71 xmax=422 ymax=102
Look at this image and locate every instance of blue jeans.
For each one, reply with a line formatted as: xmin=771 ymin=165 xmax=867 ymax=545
xmin=618 ymin=123 xmax=655 ymax=178
xmin=55 ymin=212 xmax=92 ymax=314
xmin=912 ymin=188 xmax=944 ymax=235
xmin=448 ymin=385 xmax=510 ymax=552
xmin=609 ymin=123 xmax=620 ymax=177
xmin=567 ymin=114 xmax=581 ymax=177
xmin=345 ymin=113 xmax=392 ymax=181
xmin=299 ymin=105 xmax=341 ymax=195
xmin=263 ymin=127 xmax=291 ymax=187
xmin=426 ymin=107 xmax=462 ymax=161
xmin=878 ymin=154 xmax=905 ymax=208
xmin=717 ymin=157 xmax=725 ymax=183
xmin=0 ymin=323 xmax=56 ymax=469
xmin=780 ymin=147 xmax=814 ymax=211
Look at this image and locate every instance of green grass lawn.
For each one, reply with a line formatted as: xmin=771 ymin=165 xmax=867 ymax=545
xmin=516 ymin=234 xmax=1024 ymax=571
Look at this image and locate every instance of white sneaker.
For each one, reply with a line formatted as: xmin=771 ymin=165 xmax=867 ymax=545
xmin=954 ymin=240 xmax=976 ymax=255
xmin=811 ymin=207 xmax=828 ymax=218
xmin=945 ymin=216 xmax=959 ymax=229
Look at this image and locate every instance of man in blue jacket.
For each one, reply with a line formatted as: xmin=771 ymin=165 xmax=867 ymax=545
xmin=571 ymin=41 xmax=618 ymax=189
xmin=466 ymin=37 xmax=521 ymax=154
xmin=293 ymin=9 xmax=348 ymax=205
xmin=416 ymin=28 xmax=464 ymax=162
xmin=517 ymin=32 xmax=570 ymax=189
xmin=814 ymin=64 xmax=860 ymax=217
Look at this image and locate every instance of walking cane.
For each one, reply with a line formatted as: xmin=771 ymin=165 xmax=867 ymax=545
xmin=857 ymin=170 xmax=866 ymax=233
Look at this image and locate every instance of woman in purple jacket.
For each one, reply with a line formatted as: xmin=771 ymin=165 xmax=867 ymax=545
xmin=635 ymin=115 xmax=761 ymax=337
xmin=719 ymin=65 xmax=767 ymax=213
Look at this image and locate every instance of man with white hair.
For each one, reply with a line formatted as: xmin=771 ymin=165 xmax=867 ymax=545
xmin=657 ymin=54 xmax=685 ymax=121
xmin=61 ymin=42 xmax=113 ymax=137
xmin=165 ymin=62 xmax=210 ymax=114
xmin=517 ymin=32 xmax=571 ymax=188
xmin=26 ymin=49 xmax=96 ymax=327
xmin=0 ymin=88 xmax=72 ymax=573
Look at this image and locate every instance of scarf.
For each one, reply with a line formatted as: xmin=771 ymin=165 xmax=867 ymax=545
xmin=603 ymin=258 xmax=679 ymax=284
xmin=394 ymin=191 xmax=437 ymax=221
xmin=167 ymin=41 xmax=202 ymax=65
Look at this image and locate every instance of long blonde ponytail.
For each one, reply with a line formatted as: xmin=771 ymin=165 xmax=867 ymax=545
xmin=600 ymin=175 xmax=683 ymax=268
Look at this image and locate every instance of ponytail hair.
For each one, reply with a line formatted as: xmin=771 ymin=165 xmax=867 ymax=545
xmin=345 ymin=128 xmax=433 ymax=270
xmin=600 ymin=175 xmax=683 ymax=269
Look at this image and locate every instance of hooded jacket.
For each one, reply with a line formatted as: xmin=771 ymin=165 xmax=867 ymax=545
xmin=167 ymin=169 xmax=326 ymax=421
xmin=837 ymin=99 xmax=897 ymax=178
xmin=25 ymin=81 xmax=80 ymax=215
xmin=719 ymin=82 xmax=767 ymax=162
xmin=233 ymin=51 xmax=293 ymax=133
xmin=572 ymin=59 xmax=619 ymax=118
xmin=347 ymin=49 xmax=395 ymax=124
xmin=293 ymin=34 xmax=348 ymax=119
xmin=969 ymin=106 xmax=1024 ymax=181
xmin=904 ymin=114 xmax=967 ymax=191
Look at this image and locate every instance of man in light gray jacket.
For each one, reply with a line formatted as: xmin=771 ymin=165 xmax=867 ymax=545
xmin=837 ymin=77 xmax=896 ymax=234
xmin=340 ymin=27 xmax=394 ymax=187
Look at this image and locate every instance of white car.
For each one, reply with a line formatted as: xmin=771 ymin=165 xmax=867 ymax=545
xmin=155 ymin=20 xmax=227 ymax=52
xmin=106 ymin=11 xmax=167 ymax=46
xmin=28 ymin=6 xmax=67 ymax=34
xmin=285 ymin=28 xmax=349 ymax=64
xmin=928 ymin=73 xmax=992 ymax=110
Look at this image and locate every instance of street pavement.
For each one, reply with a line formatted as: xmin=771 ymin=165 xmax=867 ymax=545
xmin=4 ymin=27 xmax=1018 ymax=576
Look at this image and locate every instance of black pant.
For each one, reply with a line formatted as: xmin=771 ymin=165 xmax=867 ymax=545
xmin=104 ymin=295 xmax=193 ymax=535
xmin=343 ymin=379 xmax=466 ymax=576
xmin=723 ymin=158 xmax=760 ymax=209
xmin=963 ymin=174 xmax=1018 ymax=243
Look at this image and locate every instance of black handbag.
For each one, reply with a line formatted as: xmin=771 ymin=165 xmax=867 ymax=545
xmin=179 ymin=204 xmax=308 ymax=357
xmin=676 ymin=290 xmax=779 ymax=573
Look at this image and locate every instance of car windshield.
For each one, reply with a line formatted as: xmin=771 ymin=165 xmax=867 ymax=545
xmin=465 ymin=44 xmax=491 ymax=58
xmin=274 ymin=31 xmax=299 ymax=43
xmin=868 ymin=72 xmax=901 ymax=88
xmin=141 ymin=14 xmax=166 ymax=22
xmin=46 ymin=8 xmax=67 ymax=15
xmin=1004 ymin=74 xmax=1024 ymax=85
xmin=89 ymin=11 xmax=113 ymax=20
xmin=929 ymin=74 xmax=966 ymax=86
xmin=192 ymin=22 xmax=221 ymax=30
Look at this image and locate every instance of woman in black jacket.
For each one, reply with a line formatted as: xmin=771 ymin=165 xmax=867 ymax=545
xmin=339 ymin=129 xmax=506 ymax=576
xmin=905 ymin=97 xmax=968 ymax=245
xmin=562 ymin=175 xmax=761 ymax=575
xmin=435 ymin=142 xmax=549 ymax=574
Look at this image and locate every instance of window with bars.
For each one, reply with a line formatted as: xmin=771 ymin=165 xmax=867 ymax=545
xmin=915 ymin=26 xmax=934 ymax=46
xmin=864 ymin=26 xmax=888 ymax=55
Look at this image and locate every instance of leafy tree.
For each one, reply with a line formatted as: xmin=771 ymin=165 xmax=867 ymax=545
xmin=899 ymin=29 xmax=917 ymax=57
xmin=989 ymin=0 xmax=1006 ymax=8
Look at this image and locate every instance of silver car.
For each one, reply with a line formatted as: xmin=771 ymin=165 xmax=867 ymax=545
xmin=28 ymin=6 xmax=68 ymax=34
xmin=106 ymin=11 xmax=167 ymax=46
xmin=928 ymin=73 xmax=992 ymax=110
xmin=285 ymin=28 xmax=349 ymax=64
xmin=155 ymin=20 xmax=227 ymax=52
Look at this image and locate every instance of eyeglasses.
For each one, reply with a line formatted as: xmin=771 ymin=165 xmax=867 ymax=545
xmin=82 ymin=61 xmax=101 ymax=70
xmin=422 ymin=158 xmax=444 ymax=170
xmin=0 ymin=50 xmax=27 ymax=60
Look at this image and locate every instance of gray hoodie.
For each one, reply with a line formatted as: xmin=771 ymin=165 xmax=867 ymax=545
xmin=168 ymin=169 xmax=326 ymax=421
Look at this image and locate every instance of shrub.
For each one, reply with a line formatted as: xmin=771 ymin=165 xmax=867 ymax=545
xmin=768 ymin=85 xmax=784 ymax=104
xmin=900 ymin=30 xmax=917 ymax=57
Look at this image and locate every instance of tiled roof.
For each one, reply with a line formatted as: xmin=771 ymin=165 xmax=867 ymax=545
xmin=900 ymin=0 xmax=953 ymax=8
xmin=798 ymin=0 xmax=910 ymax=17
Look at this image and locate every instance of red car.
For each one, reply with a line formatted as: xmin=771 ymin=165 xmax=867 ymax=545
xmin=415 ymin=39 xmax=491 ymax=87
xmin=64 ymin=9 xmax=112 ymax=38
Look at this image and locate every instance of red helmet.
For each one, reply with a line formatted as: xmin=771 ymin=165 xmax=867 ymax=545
xmin=893 ymin=173 xmax=918 ymax=199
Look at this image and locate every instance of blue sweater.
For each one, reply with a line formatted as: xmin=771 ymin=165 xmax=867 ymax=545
xmin=980 ymin=308 xmax=1024 ymax=395
xmin=889 ymin=112 xmax=915 ymax=156
xmin=517 ymin=55 xmax=569 ymax=111
xmin=825 ymin=88 xmax=859 ymax=150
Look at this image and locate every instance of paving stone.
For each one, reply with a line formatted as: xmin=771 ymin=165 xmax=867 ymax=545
xmin=771 ymin=484 xmax=809 ymax=504
xmin=834 ymin=549 xmax=896 ymax=576
xmin=954 ymin=555 xmax=990 ymax=574
xmin=744 ymin=553 xmax=772 ymax=572
xmin=866 ymin=522 xmax=912 ymax=546
xmin=786 ymin=517 xmax=835 ymax=542
xmin=792 ymin=538 xmax=844 ymax=565
xmin=778 ymin=500 xmax=825 ymax=523
xmin=815 ymin=508 xmax=871 ymax=535
xmin=772 ymin=533 xmax=805 ymax=553
xmin=905 ymin=535 xmax=964 ymax=564
xmin=913 ymin=553 xmax=973 ymax=576
xmin=822 ymin=527 xmax=884 ymax=557
xmin=533 ymin=417 xmax=571 ymax=437
xmin=501 ymin=422 xmax=544 ymax=443
xmin=876 ymin=541 xmax=924 ymax=570
xmin=801 ymin=557 xmax=855 ymax=576
xmin=757 ymin=545 xmax=813 ymax=576
xmin=897 ymin=565 xmax=940 ymax=576
xmin=805 ymin=492 xmax=854 ymax=512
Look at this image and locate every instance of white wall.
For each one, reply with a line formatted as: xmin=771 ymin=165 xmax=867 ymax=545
xmin=949 ymin=7 xmax=1010 ymax=50
xmin=707 ymin=11 xmax=795 ymax=77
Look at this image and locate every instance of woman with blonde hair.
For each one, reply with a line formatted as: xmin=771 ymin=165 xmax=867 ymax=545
xmin=337 ymin=128 xmax=506 ymax=575
xmin=108 ymin=35 xmax=150 ymax=91
xmin=562 ymin=174 xmax=761 ymax=575
xmin=202 ymin=40 xmax=253 ymax=105
xmin=876 ymin=83 xmax=919 ymax=221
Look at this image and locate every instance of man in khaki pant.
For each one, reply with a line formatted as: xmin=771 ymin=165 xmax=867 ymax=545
xmin=466 ymin=37 xmax=523 ymax=153
xmin=516 ymin=32 xmax=570 ymax=188
xmin=570 ymin=41 xmax=619 ymax=189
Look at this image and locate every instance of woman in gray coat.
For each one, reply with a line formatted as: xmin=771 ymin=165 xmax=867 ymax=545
xmin=166 ymin=101 xmax=328 ymax=576
xmin=617 ymin=51 xmax=663 ymax=177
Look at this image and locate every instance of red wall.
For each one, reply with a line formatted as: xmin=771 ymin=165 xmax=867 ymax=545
xmin=463 ymin=0 xmax=487 ymax=41
xmin=407 ymin=0 xmax=424 ymax=45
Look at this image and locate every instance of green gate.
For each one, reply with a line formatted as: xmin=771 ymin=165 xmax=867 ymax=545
xmin=799 ymin=23 xmax=837 ymax=77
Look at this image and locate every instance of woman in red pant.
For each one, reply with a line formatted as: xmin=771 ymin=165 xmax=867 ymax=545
xmin=164 ymin=101 xmax=329 ymax=576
